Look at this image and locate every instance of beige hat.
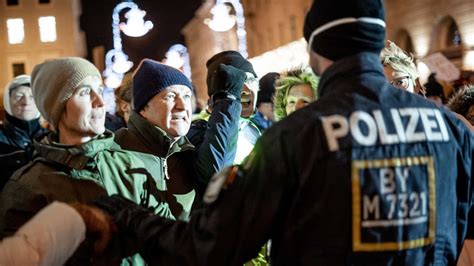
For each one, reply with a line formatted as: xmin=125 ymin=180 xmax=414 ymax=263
xmin=31 ymin=57 xmax=101 ymax=129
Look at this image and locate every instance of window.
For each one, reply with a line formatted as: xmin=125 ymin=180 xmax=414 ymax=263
xmin=12 ymin=63 xmax=25 ymax=77
xmin=38 ymin=16 xmax=57 ymax=42
xmin=6 ymin=0 xmax=19 ymax=6
xmin=447 ymin=22 xmax=461 ymax=47
xmin=7 ymin=18 xmax=24 ymax=44
xmin=38 ymin=0 xmax=50 ymax=3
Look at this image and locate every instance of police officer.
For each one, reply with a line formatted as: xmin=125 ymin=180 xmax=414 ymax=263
xmin=94 ymin=0 xmax=474 ymax=265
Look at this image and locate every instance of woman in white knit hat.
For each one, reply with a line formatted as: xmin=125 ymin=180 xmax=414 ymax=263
xmin=0 ymin=75 xmax=47 ymax=190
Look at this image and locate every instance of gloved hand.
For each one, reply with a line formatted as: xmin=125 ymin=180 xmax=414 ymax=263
xmin=93 ymin=195 xmax=154 ymax=258
xmin=68 ymin=202 xmax=116 ymax=254
xmin=208 ymin=64 xmax=247 ymax=100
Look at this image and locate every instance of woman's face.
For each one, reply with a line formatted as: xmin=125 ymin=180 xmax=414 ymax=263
xmin=285 ymin=84 xmax=314 ymax=116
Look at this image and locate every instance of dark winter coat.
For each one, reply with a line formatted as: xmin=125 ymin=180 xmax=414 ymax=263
xmin=0 ymin=114 xmax=47 ymax=189
xmin=116 ymin=98 xmax=242 ymax=218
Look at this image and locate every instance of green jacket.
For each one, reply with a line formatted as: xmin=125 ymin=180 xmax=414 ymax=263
xmin=115 ymin=112 xmax=196 ymax=220
xmin=0 ymin=131 xmax=164 ymax=265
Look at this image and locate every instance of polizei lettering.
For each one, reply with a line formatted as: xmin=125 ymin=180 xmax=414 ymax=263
xmin=321 ymin=108 xmax=449 ymax=151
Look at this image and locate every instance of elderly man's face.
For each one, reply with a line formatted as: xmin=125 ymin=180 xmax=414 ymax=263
xmin=59 ymin=76 xmax=105 ymax=143
xmin=10 ymin=85 xmax=40 ymax=121
xmin=140 ymin=85 xmax=192 ymax=139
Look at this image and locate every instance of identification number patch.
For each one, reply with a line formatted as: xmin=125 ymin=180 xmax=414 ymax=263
xmin=352 ymin=156 xmax=436 ymax=252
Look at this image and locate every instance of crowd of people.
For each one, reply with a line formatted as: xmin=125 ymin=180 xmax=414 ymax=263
xmin=0 ymin=0 xmax=473 ymax=265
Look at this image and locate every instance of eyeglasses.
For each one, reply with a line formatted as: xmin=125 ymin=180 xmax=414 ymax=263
xmin=390 ymin=76 xmax=412 ymax=90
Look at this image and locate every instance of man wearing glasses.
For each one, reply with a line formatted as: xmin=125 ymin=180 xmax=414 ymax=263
xmin=189 ymin=51 xmax=262 ymax=165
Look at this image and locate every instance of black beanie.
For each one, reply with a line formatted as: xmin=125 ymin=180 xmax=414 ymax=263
xmin=133 ymin=59 xmax=193 ymax=112
xmin=303 ymin=0 xmax=386 ymax=61
xmin=257 ymin=72 xmax=279 ymax=105
xmin=206 ymin=50 xmax=257 ymax=89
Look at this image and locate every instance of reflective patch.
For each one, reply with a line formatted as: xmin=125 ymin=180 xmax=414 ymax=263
xmin=203 ymin=166 xmax=239 ymax=204
xmin=352 ymin=156 xmax=436 ymax=252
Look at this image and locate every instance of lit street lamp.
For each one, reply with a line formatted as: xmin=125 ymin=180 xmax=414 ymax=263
xmin=164 ymin=44 xmax=192 ymax=80
xmin=103 ymin=1 xmax=153 ymax=88
xmin=205 ymin=0 xmax=248 ymax=58
xmin=103 ymin=49 xmax=124 ymax=89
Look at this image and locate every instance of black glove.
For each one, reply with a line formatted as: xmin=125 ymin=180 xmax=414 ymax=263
xmin=94 ymin=194 xmax=153 ymax=258
xmin=208 ymin=64 xmax=247 ymax=100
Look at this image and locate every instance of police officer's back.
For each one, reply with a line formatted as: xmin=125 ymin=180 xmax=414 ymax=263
xmin=94 ymin=0 xmax=474 ymax=265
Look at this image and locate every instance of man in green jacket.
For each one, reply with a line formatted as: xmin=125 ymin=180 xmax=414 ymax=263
xmin=0 ymin=57 xmax=163 ymax=265
xmin=115 ymin=59 xmax=245 ymax=220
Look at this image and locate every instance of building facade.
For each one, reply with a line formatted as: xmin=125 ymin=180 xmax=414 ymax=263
xmin=182 ymin=0 xmax=239 ymax=106
xmin=182 ymin=0 xmax=312 ymax=104
xmin=183 ymin=0 xmax=474 ymax=103
xmin=385 ymin=0 xmax=474 ymax=73
xmin=241 ymin=0 xmax=312 ymax=57
xmin=0 ymin=0 xmax=86 ymax=110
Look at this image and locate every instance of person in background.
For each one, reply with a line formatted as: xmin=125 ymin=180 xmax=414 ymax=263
xmin=273 ymin=67 xmax=318 ymax=121
xmin=424 ymin=73 xmax=445 ymax=106
xmin=250 ymin=72 xmax=279 ymax=132
xmin=105 ymin=73 xmax=132 ymax=132
xmin=0 ymin=75 xmax=47 ymax=190
xmin=204 ymin=50 xmax=261 ymax=164
xmin=380 ymin=41 xmax=473 ymax=132
xmin=380 ymin=40 xmax=425 ymax=96
xmin=447 ymin=85 xmax=474 ymax=126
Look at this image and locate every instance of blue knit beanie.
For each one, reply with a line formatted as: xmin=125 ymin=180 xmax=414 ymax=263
xmin=133 ymin=59 xmax=193 ymax=112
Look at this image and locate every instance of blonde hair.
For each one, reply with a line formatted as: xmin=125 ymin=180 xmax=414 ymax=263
xmin=273 ymin=67 xmax=319 ymax=121
xmin=380 ymin=40 xmax=419 ymax=81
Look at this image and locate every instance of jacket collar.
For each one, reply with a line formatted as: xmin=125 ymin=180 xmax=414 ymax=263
xmin=34 ymin=130 xmax=117 ymax=170
xmin=317 ymin=52 xmax=385 ymax=99
xmin=128 ymin=111 xmax=194 ymax=157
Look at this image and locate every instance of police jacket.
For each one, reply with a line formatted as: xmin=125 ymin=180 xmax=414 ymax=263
xmin=106 ymin=52 xmax=474 ymax=266
xmin=0 ymin=113 xmax=47 ymax=189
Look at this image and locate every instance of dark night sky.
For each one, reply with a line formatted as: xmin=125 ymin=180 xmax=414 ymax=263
xmin=80 ymin=0 xmax=203 ymax=68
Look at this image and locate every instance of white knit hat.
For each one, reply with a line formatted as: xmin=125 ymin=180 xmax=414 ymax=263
xmin=2 ymin=75 xmax=31 ymax=116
